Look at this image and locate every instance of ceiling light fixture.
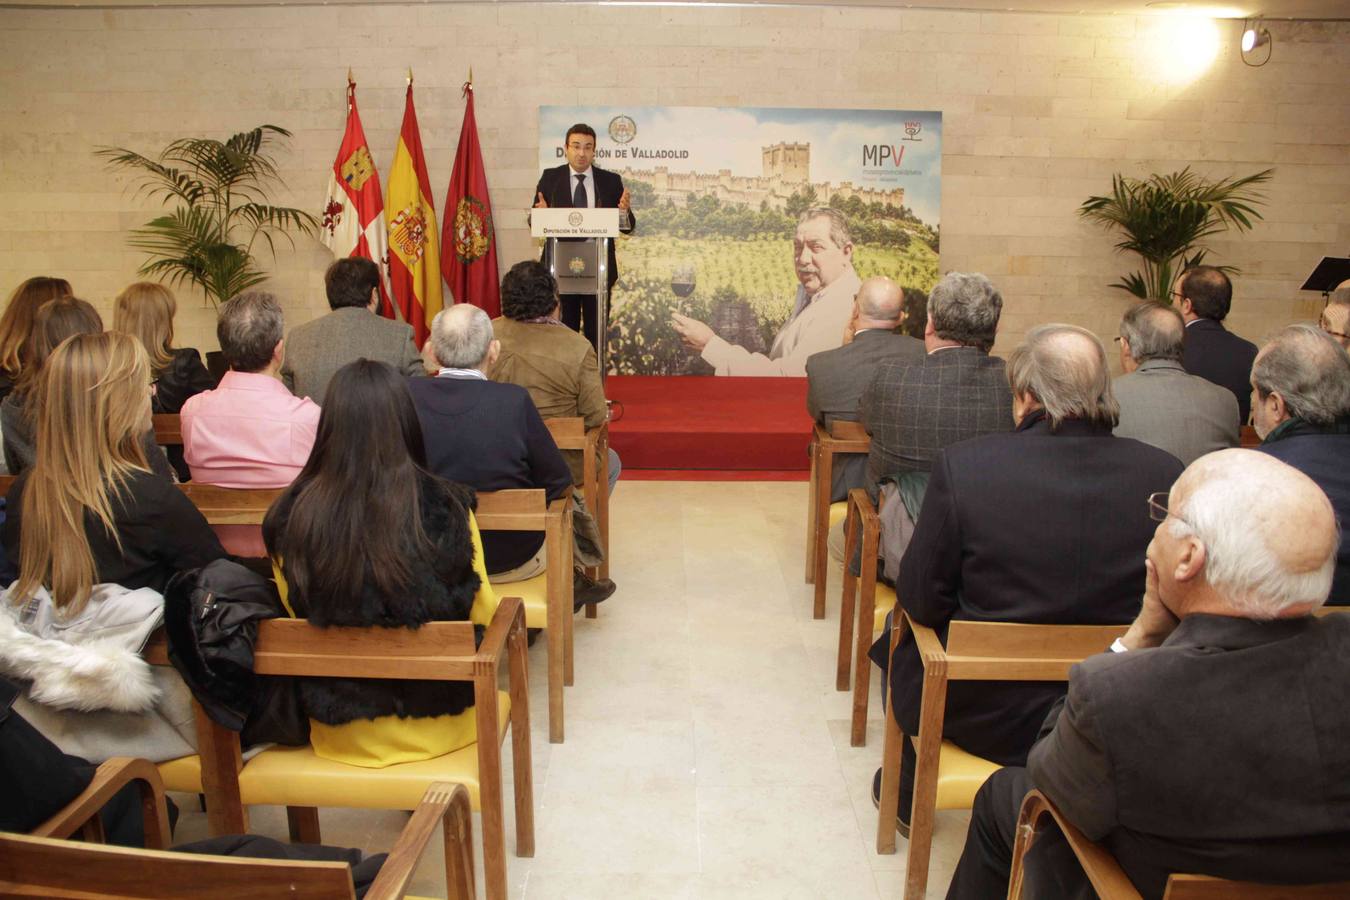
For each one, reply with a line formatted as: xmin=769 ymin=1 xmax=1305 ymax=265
xmin=1241 ymin=19 xmax=1272 ymax=66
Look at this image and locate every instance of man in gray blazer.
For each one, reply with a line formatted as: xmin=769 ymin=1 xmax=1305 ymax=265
xmin=806 ymin=276 xmax=924 ymax=503
xmin=1113 ymin=301 xmax=1239 ymax=465
xmin=281 ymin=258 xmax=423 ymax=402
xmin=946 ymin=449 xmax=1350 ymax=899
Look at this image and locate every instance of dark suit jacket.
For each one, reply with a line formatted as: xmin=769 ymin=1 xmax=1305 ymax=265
xmin=888 ymin=414 xmax=1185 ymax=765
xmin=407 ymin=375 xmax=572 ymax=573
xmin=1181 ymin=318 xmax=1257 ymax=425
xmin=1258 ymin=418 xmax=1350 ymax=604
xmin=533 ymin=164 xmax=635 ymax=290
xmin=1029 ymin=614 xmax=1350 ymax=899
xmin=860 ymin=346 xmax=1014 ymax=494
xmin=806 ymin=329 xmax=925 ymax=502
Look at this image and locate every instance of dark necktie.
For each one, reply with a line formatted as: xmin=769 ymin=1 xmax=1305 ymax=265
xmin=573 ymin=173 xmax=588 ymax=208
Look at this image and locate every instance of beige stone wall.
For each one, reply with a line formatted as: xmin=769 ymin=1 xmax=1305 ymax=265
xmin=1 ymin=4 xmax=1346 ymax=363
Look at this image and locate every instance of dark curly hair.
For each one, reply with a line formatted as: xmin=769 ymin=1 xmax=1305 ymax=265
xmin=500 ymin=260 xmax=559 ymax=321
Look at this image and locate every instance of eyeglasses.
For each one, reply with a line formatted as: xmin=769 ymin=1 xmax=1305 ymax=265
xmin=1147 ymin=491 xmax=1194 ymax=530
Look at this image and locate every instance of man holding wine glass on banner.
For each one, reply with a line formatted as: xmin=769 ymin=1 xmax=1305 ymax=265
xmin=671 ymin=207 xmax=862 ymax=377
xmin=532 ymin=123 xmax=635 ymax=351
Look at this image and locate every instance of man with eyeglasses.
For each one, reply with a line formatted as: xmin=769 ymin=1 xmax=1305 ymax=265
xmin=1319 ymin=282 xmax=1350 ymax=350
xmin=945 ymin=449 xmax=1350 ymax=899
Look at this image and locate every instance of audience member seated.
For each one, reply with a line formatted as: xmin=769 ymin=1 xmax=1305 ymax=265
xmin=114 ymin=281 xmax=215 ymax=481
xmin=1 ymin=297 xmax=173 ymax=480
xmin=1113 ymin=300 xmax=1238 ymax=465
xmin=1251 ymin=323 xmax=1350 ymax=604
xmin=410 ymin=305 xmax=615 ymax=609
xmin=946 ymin=449 xmax=1350 ymax=900
xmin=491 ymin=260 xmax=621 ymax=495
xmin=181 ymin=291 xmax=320 ymax=558
xmin=860 ymin=272 xmax=1014 ymax=499
xmin=1320 ymin=281 xmax=1350 ymax=350
xmin=870 ymin=324 xmax=1184 ymax=834
xmin=263 ymin=359 xmax=496 ymax=767
xmin=1178 ymin=265 xmax=1257 ymax=426
xmin=0 ymin=276 xmax=71 ymax=404
xmin=280 ymin=257 xmax=422 ymax=403
xmin=1 ymin=332 xmax=227 ymax=763
xmin=806 ymin=275 xmax=923 ymax=504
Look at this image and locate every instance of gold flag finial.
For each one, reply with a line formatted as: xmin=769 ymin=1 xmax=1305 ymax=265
xmin=406 ymin=67 xmax=413 ymax=86
xmin=347 ymin=67 xmax=354 ymax=85
xmin=467 ymin=67 xmax=473 ymax=86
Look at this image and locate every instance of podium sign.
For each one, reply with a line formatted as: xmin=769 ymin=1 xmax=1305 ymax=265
xmin=530 ymin=208 xmax=621 ymax=239
xmin=531 ymin=208 xmax=622 ymax=377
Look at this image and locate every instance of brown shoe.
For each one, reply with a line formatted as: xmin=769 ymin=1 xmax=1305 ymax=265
xmin=573 ymin=568 xmax=616 ymax=612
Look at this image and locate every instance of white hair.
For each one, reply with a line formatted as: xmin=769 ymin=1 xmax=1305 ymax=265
xmin=429 ymin=304 xmax=493 ymax=368
xmin=1170 ymin=460 xmax=1337 ymax=618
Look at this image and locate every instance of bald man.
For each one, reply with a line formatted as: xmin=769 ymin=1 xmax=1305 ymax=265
xmin=805 ymin=276 xmax=924 ymax=503
xmin=1113 ymin=300 xmax=1239 ymax=465
xmin=947 ymin=449 xmax=1350 ymax=899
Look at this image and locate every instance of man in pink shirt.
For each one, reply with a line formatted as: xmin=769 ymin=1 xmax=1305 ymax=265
xmin=181 ymin=291 xmax=320 ymax=557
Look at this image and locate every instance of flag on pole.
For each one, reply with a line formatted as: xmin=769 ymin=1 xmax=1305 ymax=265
xmin=319 ymin=75 xmax=394 ymax=318
xmin=386 ymin=73 xmax=443 ymax=345
xmin=441 ymin=75 xmax=501 ymax=318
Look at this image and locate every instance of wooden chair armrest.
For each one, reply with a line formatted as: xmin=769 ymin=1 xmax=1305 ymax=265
xmin=546 ymin=494 xmax=573 ymax=520
xmin=32 ymin=757 xmax=171 ymax=850
xmin=1010 ymin=790 xmax=1141 ymax=900
xmin=846 ymin=487 xmax=878 ymax=530
xmin=477 ymin=597 xmax=526 ymax=666
xmin=905 ymin=612 xmax=947 ymax=668
xmin=366 ymin=782 xmax=475 ymax=900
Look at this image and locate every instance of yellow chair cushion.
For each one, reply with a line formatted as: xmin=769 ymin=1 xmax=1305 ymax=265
xmin=919 ymin=738 xmax=1001 ymax=811
xmin=492 ymin=574 xmax=548 ymax=629
xmin=156 ymin=692 xmax=511 ymax=809
xmin=873 ymin=582 xmax=897 ymax=634
xmin=828 ymin=501 xmax=848 ymax=530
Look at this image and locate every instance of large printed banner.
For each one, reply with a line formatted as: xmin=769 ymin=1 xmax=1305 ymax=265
xmin=538 ymin=106 xmax=942 ymax=376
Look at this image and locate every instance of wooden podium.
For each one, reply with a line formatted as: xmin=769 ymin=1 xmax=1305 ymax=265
xmin=532 ymin=208 xmax=622 ymax=376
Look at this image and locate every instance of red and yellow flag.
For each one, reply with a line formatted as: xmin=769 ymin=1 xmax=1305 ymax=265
xmin=385 ymin=79 xmax=442 ymax=345
xmin=441 ymin=78 xmax=500 ymax=318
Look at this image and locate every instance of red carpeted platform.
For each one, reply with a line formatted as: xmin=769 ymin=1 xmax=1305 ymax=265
xmin=606 ymin=375 xmax=812 ymax=478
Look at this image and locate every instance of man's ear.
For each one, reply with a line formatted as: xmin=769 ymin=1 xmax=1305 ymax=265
xmin=1174 ymin=534 xmax=1207 ymax=584
xmin=485 ymin=339 xmax=501 ymax=370
xmin=1179 ymin=296 xmax=1194 ymax=318
xmin=273 ymin=338 xmax=285 ymax=366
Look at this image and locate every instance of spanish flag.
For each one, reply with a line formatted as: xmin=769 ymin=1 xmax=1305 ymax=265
xmin=385 ymin=78 xmax=442 ymax=345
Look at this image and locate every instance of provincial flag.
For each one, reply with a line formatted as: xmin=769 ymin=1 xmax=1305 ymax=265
xmin=319 ymin=77 xmax=394 ymax=318
xmin=386 ymin=78 xmax=443 ymax=345
xmin=441 ymin=78 xmax=501 ymax=318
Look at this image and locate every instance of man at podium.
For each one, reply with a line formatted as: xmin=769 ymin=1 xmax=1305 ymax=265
xmin=533 ymin=123 xmax=635 ymax=350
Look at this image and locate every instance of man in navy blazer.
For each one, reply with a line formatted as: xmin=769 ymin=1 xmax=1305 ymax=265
xmin=532 ymin=123 xmax=635 ymax=350
xmin=1178 ymin=266 xmax=1257 ymax=425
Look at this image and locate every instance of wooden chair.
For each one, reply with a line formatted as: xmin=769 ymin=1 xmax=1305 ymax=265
xmin=836 ymin=487 xmax=897 ymax=747
xmin=544 ymin=416 xmax=610 ymax=618
xmin=804 ymin=420 xmax=869 ymax=619
xmin=176 ymin=482 xmax=283 ymax=526
xmin=476 ymin=488 xmax=575 ymax=744
xmin=148 ymin=596 xmax=534 ymax=900
xmin=6 ymin=757 xmax=474 ymax=900
xmin=153 ymin=413 xmax=183 ymax=446
xmin=1009 ymin=789 xmax=1350 ymax=900
xmin=1239 ymin=424 xmax=1260 ymax=449
xmin=875 ymin=611 xmax=1128 ymax=900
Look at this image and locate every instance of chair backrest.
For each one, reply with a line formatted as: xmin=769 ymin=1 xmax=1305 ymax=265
xmin=0 ymin=832 xmax=358 ymax=900
xmin=1239 ymin=425 xmax=1260 ymax=449
xmin=829 ymin=420 xmax=868 ymax=441
xmin=473 ymin=488 xmax=550 ymax=532
xmin=177 ymin=483 xmax=284 ymax=526
xmin=1164 ymin=875 xmax=1350 ymax=898
xmin=943 ymin=620 xmax=1128 ymax=682
xmin=153 ymin=414 xmax=183 ymax=446
xmin=544 ymin=417 xmax=587 ymax=449
xmin=250 ymin=617 xmax=480 ymax=680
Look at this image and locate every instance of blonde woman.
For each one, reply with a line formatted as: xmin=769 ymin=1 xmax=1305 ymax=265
xmin=113 ymin=282 xmax=214 ymax=415
xmin=1 ymin=332 xmax=226 ymax=762
xmin=0 ymin=276 xmax=71 ymax=403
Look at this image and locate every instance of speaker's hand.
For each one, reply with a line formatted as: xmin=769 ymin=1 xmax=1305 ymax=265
xmin=534 ymin=192 xmax=549 ymax=208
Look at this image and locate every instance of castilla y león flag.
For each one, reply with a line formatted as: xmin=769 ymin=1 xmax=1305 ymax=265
xmin=320 ymin=79 xmax=394 ymax=319
xmin=441 ymin=79 xmax=500 ymax=318
xmin=386 ymin=79 xmax=443 ymax=345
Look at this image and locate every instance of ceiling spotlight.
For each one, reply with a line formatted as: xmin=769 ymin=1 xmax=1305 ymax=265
xmin=1241 ymin=20 xmax=1272 ymax=66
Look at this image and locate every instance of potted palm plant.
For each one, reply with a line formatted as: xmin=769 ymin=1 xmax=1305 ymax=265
xmin=1078 ymin=167 xmax=1273 ymax=302
xmin=98 ymin=125 xmax=317 ymax=306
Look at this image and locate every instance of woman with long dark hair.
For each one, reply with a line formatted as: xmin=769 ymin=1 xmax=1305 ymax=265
xmin=262 ymin=358 xmax=496 ymax=767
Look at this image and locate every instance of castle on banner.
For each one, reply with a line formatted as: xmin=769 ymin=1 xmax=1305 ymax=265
xmin=620 ymin=141 xmax=904 ymax=211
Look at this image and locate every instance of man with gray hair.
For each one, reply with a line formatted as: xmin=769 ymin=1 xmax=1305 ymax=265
xmin=1113 ymin=300 xmax=1239 ymax=465
xmin=670 ymin=207 xmax=862 ymax=376
xmin=859 ymin=272 xmax=1014 ymax=496
xmin=805 ymin=275 xmax=924 ymax=504
xmin=947 ymin=449 xmax=1350 ymax=898
xmin=1252 ymin=323 xmax=1350 ymax=604
xmin=871 ymin=324 xmax=1182 ymax=835
xmin=408 ymin=305 xmax=614 ymax=607
xmin=181 ymin=291 xmax=320 ymax=557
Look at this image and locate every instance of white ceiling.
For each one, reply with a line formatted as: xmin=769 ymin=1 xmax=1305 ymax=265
xmin=5 ymin=0 xmax=1349 ymax=19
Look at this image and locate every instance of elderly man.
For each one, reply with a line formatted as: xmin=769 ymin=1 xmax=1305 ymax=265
xmin=670 ymin=207 xmax=861 ymax=376
xmin=1113 ymin=300 xmax=1238 ymax=465
xmin=1251 ymin=323 xmax=1350 ymax=604
xmin=860 ymin=272 xmax=1013 ymax=496
xmin=182 ymin=291 xmax=320 ymax=557
xmin=1320 ymin=282 xmax=1350 ymax=349
xmin=281 ymin=257 xmax=421 ymax=403
xmin=946 ymin=449 xmax=1350 ymax=899
xmin=1177 ymin=266 xmax=1258 ymax=425
xmin=490 ymin=260 xmax=621 ymax=496
xmin=872 ymin=324 xmax=1183 ymax=834
xmin=409 ymin=304 xmax=614 ymax=608
xmin=805 ymin=276 xmax=924 ymax=503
